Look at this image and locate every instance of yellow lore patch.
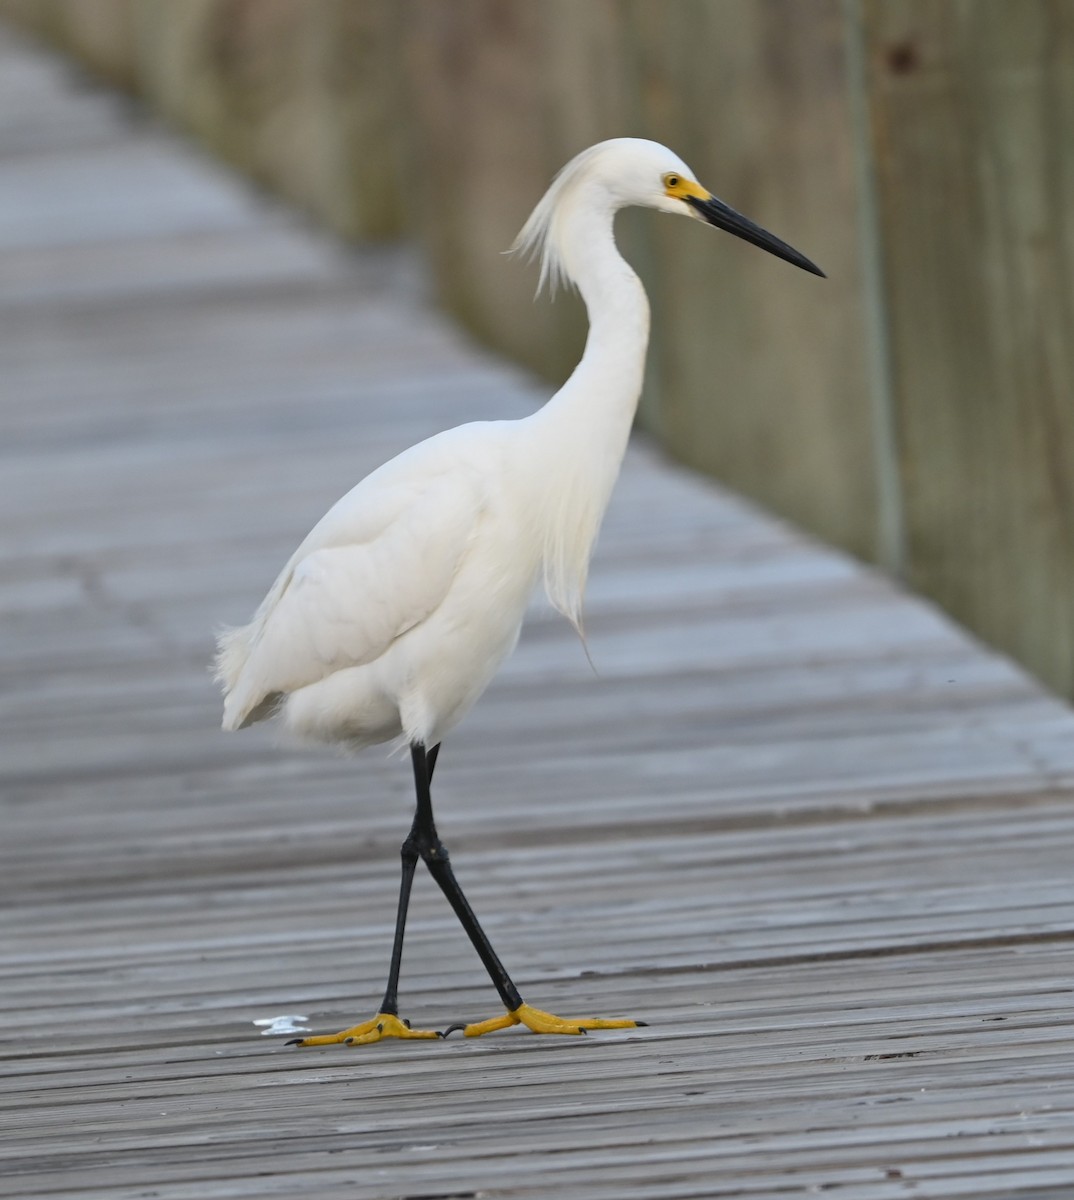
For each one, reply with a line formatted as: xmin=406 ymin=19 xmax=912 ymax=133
xmin=662 ymin=172 xmax=710 ymax=202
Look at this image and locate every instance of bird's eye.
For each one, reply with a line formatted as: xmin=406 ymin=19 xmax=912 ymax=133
xmin=664 ymin=173 xmax=681 ymax=190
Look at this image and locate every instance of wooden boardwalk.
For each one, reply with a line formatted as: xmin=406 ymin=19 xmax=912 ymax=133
xmin=3 ymin=24 xmax=1074 ymax=1200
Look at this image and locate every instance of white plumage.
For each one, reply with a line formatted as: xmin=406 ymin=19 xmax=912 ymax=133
xmin=215 ymin=137 xmax=823 ymax=1045
xmin=217 ymin=139 xmax=687 ymax=750
xmin=217 ymin=138 xmax=823 ymax=755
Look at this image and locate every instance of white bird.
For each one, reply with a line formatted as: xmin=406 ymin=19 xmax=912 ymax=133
xmin=216 ymin=137 xmax=823 ymax=1045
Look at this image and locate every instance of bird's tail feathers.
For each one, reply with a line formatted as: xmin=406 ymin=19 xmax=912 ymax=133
xmin=214 ymin=561 xmax=296 ymax=730
xmin=213 ymin=622 xmax=253 ymax=692
xmin=214 ymin=622 xmax=276 ymax=731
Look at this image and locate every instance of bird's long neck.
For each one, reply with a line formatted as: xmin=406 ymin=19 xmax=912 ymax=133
xmin=528 ymin=197 xmax=650 ymax=628
xmin=552 ymin=198 xmax=651 ymax=426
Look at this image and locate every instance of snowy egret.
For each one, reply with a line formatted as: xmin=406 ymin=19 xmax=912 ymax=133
xmin=216 ymin=137 xmax=823 ymax=1045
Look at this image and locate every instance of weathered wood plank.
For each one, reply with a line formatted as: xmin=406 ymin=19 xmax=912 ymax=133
xmin=3 ymin=20 xmax=1074 ymax=1200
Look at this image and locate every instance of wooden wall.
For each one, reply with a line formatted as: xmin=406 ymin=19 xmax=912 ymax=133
xmin=4 ymin=0 xmax=1072 ymax=697
xmin=861 ymin=0 xmax=1074 ymax=694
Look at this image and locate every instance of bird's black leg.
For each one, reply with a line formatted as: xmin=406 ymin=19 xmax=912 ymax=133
xmin=409 ymin=743 xmax=524 ymax=1014
xmin=288 ymin=744 xmax=445 ymax=1045
xmin=377 ymin=742 xmax=441 ymax=1018
xmin=376 ymin=832 xmax=418 ymax=1018
xmin=409 ymin=742 xmax=642 ymax=1039
xmin=296 ymin=743 xmax=641 ymax=1044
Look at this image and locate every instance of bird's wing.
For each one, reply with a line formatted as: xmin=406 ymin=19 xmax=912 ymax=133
xmin=222 ymin=472 xmax=484 ymax=728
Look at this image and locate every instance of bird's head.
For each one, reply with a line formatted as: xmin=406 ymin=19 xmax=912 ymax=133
xmin=514 ymin=137 xmax=824 ymax=293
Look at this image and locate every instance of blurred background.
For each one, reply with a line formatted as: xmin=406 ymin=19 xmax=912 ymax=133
xmin=2 ymin=0 xmax=1072 ymax=699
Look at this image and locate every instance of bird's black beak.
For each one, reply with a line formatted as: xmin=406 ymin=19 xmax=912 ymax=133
xmin=685 ymin=193 xmax=825 ymax=278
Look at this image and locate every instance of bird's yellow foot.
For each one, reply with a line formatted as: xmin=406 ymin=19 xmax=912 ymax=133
xmin=288 ymin=1013 xmax=440 ymax=1047
xmin=449 ymin=1001 xmax=644 ymax=1038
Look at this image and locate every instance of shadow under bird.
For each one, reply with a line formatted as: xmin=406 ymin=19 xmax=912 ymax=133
xmin=216 ymin=137 xmax=824 ymax=1044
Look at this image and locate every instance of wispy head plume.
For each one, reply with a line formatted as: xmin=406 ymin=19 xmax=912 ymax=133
xmin=509 ymin=143 xmax=609 ymax=298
